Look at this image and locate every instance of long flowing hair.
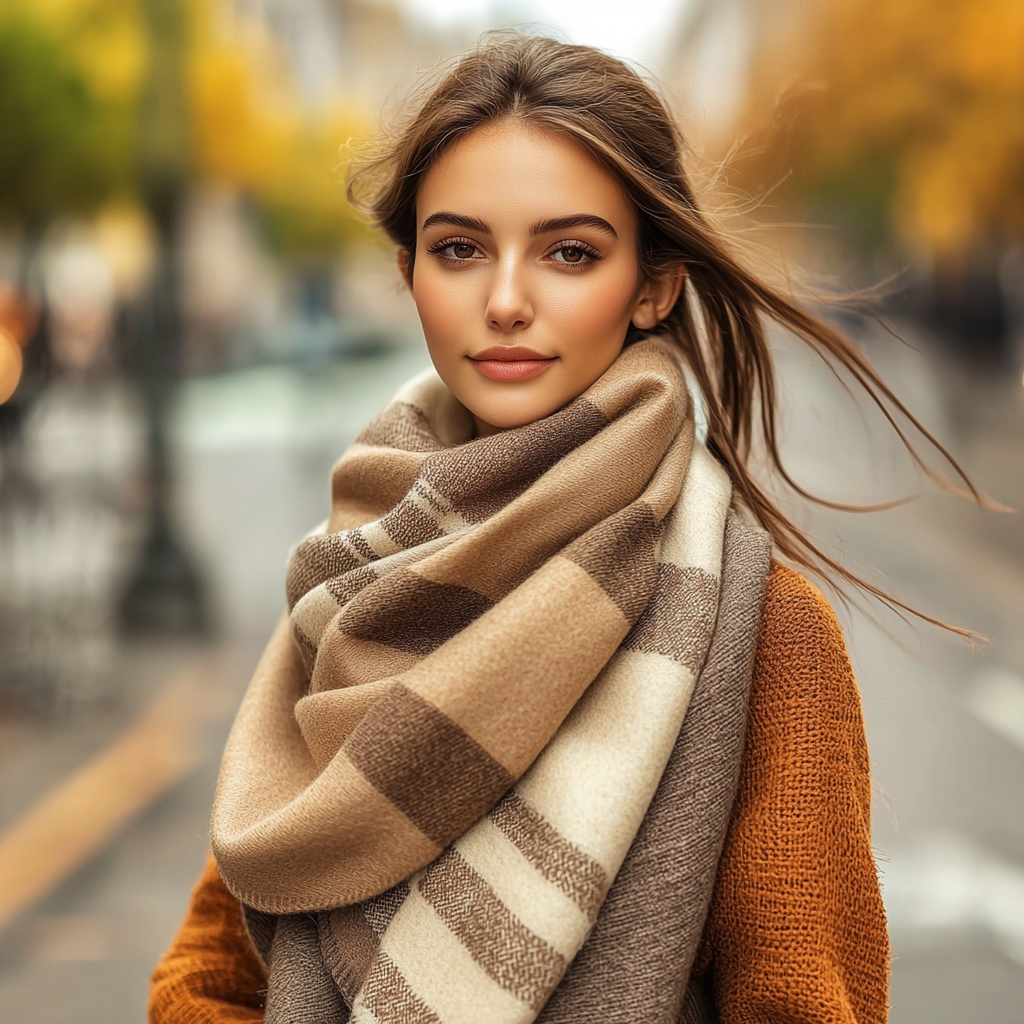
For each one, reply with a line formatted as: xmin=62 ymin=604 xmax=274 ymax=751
xmin=349 ymin=32 xmax=981 ymax=633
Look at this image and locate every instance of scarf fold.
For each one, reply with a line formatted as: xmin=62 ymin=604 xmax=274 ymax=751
xmin=211 ymin=339 xmax=751 ymax=1023
xmin=539 ymin=514 xmax=772 ymax=1024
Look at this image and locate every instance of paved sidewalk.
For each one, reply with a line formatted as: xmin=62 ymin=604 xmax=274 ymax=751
xmin=0 ymin=639 xmax=259 ymax=1022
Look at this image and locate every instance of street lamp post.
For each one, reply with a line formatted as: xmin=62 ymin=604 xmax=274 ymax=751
xmin=118 ymin=0 xmax=207 ymax=636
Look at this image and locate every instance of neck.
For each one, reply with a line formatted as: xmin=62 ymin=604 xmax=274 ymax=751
xmin=472 ymin=414 xmax=505 ymax=438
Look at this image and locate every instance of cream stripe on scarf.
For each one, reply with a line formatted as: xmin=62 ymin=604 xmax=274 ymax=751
xmin=374 ymin=890 xmax=529 ymax=1023
xmin=347 ymin=443 xmax=731 ymax=1023
xmin=454 ymin=819 xmax=591 ymax=954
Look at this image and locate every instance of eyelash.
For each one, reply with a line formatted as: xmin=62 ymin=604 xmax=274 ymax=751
xmin=426 ymin=236 xmax=479 ymax=262
xmin=425 ymin=236 xmax=603 ymax=268
xmin=547 ymin=239 xmax=602 ymax=267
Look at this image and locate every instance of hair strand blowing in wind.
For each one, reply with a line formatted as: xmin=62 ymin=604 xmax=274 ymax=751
xmin=348 ymin=32 xmax=987 ymax=638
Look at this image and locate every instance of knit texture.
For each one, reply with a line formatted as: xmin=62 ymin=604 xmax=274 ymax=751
xmin=148 ymin=563 xmax=889 ymax=1024
xmin=691 ymin=562 xmax=889 ymax=1022
xmin=148 ymin=857 xmax=265 ymax=1024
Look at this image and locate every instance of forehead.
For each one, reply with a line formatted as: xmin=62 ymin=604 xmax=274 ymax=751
xmin=416 ymin=119 xmax=636 ymax=234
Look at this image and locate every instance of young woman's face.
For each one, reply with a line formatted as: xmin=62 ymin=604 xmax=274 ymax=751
xmin=405 ymin=119 xmax=677 ymax=436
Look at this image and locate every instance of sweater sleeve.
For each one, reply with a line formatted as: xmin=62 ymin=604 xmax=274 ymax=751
xmin=148 ymin=854 xmax=267 ymax=1024
xmin=694 ymin=563 xmax=889 ymax=1024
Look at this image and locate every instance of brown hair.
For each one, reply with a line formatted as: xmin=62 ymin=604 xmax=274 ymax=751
xmin=349 ymin=32 xmax=980 ymax=633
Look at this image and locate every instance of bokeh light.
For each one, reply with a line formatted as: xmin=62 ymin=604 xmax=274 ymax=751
xmin=0 ymin=326 xmax=22 ymax=404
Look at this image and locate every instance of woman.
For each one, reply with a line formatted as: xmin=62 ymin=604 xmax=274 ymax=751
xmin=149 ymin=34 xmax=965 ymax=1023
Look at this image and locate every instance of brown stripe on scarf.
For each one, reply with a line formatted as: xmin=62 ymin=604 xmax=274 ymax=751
xmin=345 ymin=685 xmax=515 ymax=846
xmin=622 ymin=564 xmax=720 ymax=670
xmin=319 ymin=904 xmax=379 ymax=1005
xmin=379 ymin=502 xmax=446 ymax=551
xmin=347 ymin=528 xmax=381 ymax=563
xmin=363 ymin=880 xmax=411 ymax=936
xmin=337 ymin=570 xmax=495 ymax=657
xmin=286 ymin=533 xmax=366 ymax=610
xmin=325 ymin=564 xmax=380 ymax=610
xmin=489 ymin=791 xmax=608 ymax=920
xmin=361 ymin=951 xmax=441 ymax=1024
xmin=422 ymin=398 xmax=609 ymax=524
xmin=357 ymin=401 xmax=448 ymax=454
xmin=420 ymin=848 xmax=567 ymax=1010
xmin=562 ymin=502 xmax=661 ymax=621
xmin=410 ymin=479 xmax=452 ymax=518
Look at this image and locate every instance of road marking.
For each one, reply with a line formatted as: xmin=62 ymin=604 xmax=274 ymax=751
xmin=0 ymin=656 xmax=229 ymax=932
xmin=966 ymin=668 xmax=1024 ymax=750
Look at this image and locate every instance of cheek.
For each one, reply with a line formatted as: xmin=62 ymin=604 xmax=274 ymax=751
xmin=411 ymin=267 xmax=466 ymax=343
xmin=547 ymin=267 xmax=637 ymax=342
xmin=412 ymin=265 xmax=494 ymax=391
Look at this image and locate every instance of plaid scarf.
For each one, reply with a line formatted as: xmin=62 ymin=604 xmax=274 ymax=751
xmin=211 ymin=339 xmax=738 ymax=1023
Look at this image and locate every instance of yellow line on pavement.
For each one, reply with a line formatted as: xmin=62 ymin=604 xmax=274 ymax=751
xmin=0 ymin=658 xmax=226 ymax=931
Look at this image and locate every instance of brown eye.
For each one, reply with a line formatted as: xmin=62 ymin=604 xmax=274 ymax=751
xmin=550 ymin=244 xmax=597 ymax=265
xmin=452 ymin=243 xmax=475 ymax=259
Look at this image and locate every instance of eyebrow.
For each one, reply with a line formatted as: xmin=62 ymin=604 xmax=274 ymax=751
xmin=530 ymin=214 xmax=618 ymax=239
xmin=421 ymin=212 xmax=490 ymax=234
xmin=419 ymin=211 xmax=618 ymax=239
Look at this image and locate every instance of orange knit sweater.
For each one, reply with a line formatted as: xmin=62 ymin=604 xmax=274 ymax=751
xmin=149 ymin=563 xmax=889 ymax=1023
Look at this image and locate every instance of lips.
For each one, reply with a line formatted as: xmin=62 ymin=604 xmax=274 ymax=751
xmin=469 ymin=346 xmax=557 ymax=382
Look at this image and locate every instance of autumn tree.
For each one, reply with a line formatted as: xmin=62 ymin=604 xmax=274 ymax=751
xmin=0 ymin=10 xmax=138 ymax=228
xmin=187 ymin=0 xmax=370 ymax=257
xmin=732 ymin=0 xmax=1024 ymax=267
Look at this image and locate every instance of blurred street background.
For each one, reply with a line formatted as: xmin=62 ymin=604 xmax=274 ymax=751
xmin=0 ymin=1 xmax=1022 ymax=1021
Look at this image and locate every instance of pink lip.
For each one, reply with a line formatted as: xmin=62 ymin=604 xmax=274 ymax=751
xmin=469 ymin=346 xmax=557 ymax=382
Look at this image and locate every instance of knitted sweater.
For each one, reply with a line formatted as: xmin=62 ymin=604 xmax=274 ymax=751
xmin=148 ymin=563 xmax=890 ymax=1024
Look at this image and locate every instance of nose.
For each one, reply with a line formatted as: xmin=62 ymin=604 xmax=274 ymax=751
xmin=484 ymin=258 xmax=534 ymax=333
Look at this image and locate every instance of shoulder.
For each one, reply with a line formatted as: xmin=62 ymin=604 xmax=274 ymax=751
xmin=755 ymin=562 xmax=852 ymax=687
xmin=703 ymin=567 xmax=888 ymax=1023
xmin=759 ymin=560 xmax=845 ymax=646
xmin=748 ymin=560 xmax=870 ymax=779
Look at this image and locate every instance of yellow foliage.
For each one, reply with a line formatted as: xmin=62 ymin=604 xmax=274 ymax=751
xmin=187 ymin=0 xmax=372 ymax=253
xmin=736 ymin=0 xmax=1024 ymax=255
xmin=0 ymin=0 xmax=375 ymax=250
xmin=95 ymin=200 xmax=157 ymax=299
xmin=15 ymin=0 xmax=146 ymax=103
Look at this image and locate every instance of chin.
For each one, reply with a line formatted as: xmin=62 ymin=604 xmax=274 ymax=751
xmin=479 ymin=410 xmax=547 ymax=431
xmin=472 ymin=398 xmax=562 ymax=432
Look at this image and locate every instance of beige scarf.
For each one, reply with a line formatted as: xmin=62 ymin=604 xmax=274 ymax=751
xmin=211 ymin=339 xmax=735 ymax=1023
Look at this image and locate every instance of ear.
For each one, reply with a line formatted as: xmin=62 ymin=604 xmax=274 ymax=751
xmin=397 ymin=248 xmax=414 ymax=290
xmin=631 ymin=266 xmax=686 ymax=331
